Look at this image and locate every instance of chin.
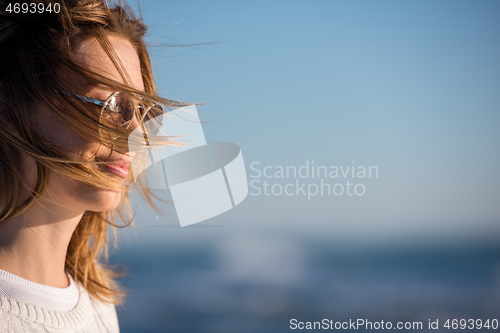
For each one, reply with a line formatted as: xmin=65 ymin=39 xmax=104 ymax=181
xmin=47 ymin=170 xmax=127 ymax=213
xmin=56 ymin=180 xmax=125 ymax=213
xmin=86 ymin=188 xmax=124 ymax=212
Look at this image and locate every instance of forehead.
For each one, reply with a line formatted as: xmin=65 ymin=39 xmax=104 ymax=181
xmin=72 ymin=35 xmax=144 ymax=94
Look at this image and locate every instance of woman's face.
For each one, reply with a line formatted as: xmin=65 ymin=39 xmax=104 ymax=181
xmin=23 ymin=35 xmax=145 ymax=214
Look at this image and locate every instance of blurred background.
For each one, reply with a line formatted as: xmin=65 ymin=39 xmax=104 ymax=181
xmin=111 ymin=0 xmax=500 ymax=332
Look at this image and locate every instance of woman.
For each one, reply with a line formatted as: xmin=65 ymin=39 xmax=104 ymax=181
xmin=0 ymin=0 xmax=182 ymax=331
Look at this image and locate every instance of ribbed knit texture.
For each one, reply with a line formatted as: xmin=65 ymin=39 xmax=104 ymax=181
xmin=0 ymin=269 xmax=79 ymax=312
xmin=0 ymin=284 xmax=119 ymax=332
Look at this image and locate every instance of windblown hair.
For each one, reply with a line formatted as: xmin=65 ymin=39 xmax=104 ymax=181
xmin=0 ymin=0 xmax=185 ymax=304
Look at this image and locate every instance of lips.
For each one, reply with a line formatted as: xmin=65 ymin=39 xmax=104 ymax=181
xmin=101 ymin=160 xmax=130 ymax=178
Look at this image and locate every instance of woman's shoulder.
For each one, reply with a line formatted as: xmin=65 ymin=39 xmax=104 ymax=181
xmin=0 ymin=283 xmax=119 ymax=333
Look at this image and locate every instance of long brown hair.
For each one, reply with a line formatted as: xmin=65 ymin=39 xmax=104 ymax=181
xmin=0 ymin=0 xmax=185 ymax=304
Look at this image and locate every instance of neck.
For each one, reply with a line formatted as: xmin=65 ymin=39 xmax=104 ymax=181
xmin=0 ymin=198 xmax=84 ymax=288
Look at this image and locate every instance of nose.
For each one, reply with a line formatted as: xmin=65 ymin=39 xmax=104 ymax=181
xmin=129 ymin=111 xmax=141 ymax=131
xmin=120 ymin=110 xmax=146 ymax=156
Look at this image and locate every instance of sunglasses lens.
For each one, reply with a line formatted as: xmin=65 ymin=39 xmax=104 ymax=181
xmin=141 ymin=103 xmax=165 ymax=136
xmin=98 ymin=92 xmax=167 ymax=146
xmin=102 ymin=92 xmax=135 ymax=129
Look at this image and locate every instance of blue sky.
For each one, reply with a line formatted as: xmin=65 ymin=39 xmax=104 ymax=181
xmin=126 ymin=0 xmax=500 ymax=245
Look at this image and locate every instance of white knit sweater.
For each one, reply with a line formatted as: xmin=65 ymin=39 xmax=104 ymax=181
xmin=0 ymin=282 xmax=119 ymax=332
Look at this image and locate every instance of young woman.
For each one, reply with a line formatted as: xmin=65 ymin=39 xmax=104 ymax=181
xmin=0 ymin=0 xmax=182 ymax=331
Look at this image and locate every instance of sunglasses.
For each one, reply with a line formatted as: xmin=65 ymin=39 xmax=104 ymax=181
xmin=70 ymin=91 xmax=165 ymax=141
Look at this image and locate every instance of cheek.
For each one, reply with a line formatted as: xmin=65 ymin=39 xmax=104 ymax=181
xmin=34 ymin=103 xmax=101 ymax=161
xmin=31 ymin=104 xmax=126 ymax=212
xmin=18 ymin=150 xmax=123 ymax=213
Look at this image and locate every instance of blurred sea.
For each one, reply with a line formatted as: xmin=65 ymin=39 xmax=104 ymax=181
xmin=112 ymin=236 xmax=500 ymax=333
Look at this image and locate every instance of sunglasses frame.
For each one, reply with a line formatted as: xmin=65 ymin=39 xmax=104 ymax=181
xmin=55 ymin=90 xmax=165 ymax=144
xmin=72 ymin=90 xmax=163 ymax=129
